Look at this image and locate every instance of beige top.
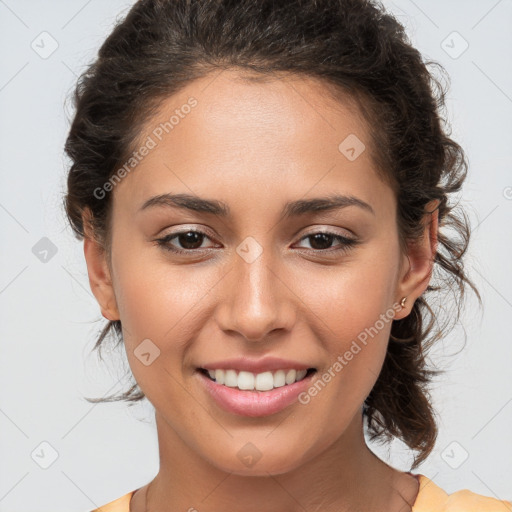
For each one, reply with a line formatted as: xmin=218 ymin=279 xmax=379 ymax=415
xmin=90 ymin=474 xmax=512 ymax=512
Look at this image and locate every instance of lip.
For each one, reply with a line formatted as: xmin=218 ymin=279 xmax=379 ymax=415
xmin=196 ymin=368 xmax=316 ymax=417
xmin=198 ymin=356 xmax=316 ymax=374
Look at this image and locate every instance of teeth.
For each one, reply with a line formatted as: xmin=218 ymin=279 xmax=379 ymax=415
xmin=205 ymin=368 xmax=309 ymax=391
xmin=214 ymin=369 xmax=224 ymax=384
xmin=224 ymin=369 xmax=238 ymax=387
xmin=285 ymin=369 xmax=298 ymax=385
xmin=239 ymin=371 xmax=255 ymax=390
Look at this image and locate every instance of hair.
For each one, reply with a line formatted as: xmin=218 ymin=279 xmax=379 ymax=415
xmin=63 ymin=0 xmax=481 ymax=469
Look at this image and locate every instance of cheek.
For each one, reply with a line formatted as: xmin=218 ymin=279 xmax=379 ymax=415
xmin=110 ymin=250 xmax=206 ymax=399
xmin=109 ymin=245 xmax=228 ymax=393
xmin=306 ymin=253 xmax=398 ymax=340
xmin=111 ymin=246 xmax=206 ymax=338
xmin=300 ymin=252 xmax=398 ymax=402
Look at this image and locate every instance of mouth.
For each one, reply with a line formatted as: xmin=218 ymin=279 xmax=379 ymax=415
xmin=197 ymin=367 xmax=317 ymax=392
xmin=195 ymin=367 xmax=318 ymax=417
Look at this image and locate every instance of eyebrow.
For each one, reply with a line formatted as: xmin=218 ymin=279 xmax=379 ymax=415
xmin=138 ymin=192 xmax=375 ymax=218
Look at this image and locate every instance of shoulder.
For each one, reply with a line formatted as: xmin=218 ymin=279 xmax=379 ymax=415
xmin=445 ymin=488 xmax=512 ymax=512
xmin=89 ymin=490 xmax=136 ymax=512
xmin=413 ymin=474 xmax=512 ymax=512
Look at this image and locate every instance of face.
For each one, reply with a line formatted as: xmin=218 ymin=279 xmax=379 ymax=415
xmin=85 ymin=69 xmax=435 ymax=476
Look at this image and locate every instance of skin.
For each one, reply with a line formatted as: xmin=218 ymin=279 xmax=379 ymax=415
xmin=83 ymin=69 xmax=438 ymax=512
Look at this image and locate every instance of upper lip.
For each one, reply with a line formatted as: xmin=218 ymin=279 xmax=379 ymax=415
xmin=198 ymin=356 xmax=316 ymax=374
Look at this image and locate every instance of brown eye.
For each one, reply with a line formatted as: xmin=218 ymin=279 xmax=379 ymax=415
xmin=155 ymin=229 xmax=215 ymax=254
xmin=174 ymin=231 xmax=205 ymax=250
xmin=307 ymin=233 xmax=336 ymax=250
xmin=295 ymin=231 xmax=360 ymax=254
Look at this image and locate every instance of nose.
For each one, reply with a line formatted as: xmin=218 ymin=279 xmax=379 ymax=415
xmin=214 ymin=251 xmax=296 ymax=342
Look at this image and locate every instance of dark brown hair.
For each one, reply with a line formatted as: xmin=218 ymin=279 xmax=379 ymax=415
xmin=63 ymin=0 xmax=481 ymax=469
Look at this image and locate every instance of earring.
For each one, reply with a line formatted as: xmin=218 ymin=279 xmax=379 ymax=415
xmin=390 ymin=296 xmax=413 ymax=342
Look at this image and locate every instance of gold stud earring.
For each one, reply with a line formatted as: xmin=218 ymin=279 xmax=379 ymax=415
xmin=400 ymin=296 xmax=407 ymax=308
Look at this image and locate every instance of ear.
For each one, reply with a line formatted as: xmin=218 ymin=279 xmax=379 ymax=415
xmin=82 ymin=208 xmax=120 ymax=321
xmin=394 ymin=199 xmax=439 ymax=320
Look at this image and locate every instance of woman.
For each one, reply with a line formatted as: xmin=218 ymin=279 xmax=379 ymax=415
xmin=63 ymin=0 xmax=511 ymax=511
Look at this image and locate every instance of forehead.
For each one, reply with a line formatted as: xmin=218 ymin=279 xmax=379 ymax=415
xmin=112 ymin=69 xmax=394 ymax=220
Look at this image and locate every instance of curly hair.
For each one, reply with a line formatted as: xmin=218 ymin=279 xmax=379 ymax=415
xmin=63 ymin=0 xmax=481 ymax=469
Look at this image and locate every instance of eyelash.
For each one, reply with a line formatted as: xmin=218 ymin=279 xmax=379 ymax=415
xmin=155 ymin=229 xmax=360 ymax=256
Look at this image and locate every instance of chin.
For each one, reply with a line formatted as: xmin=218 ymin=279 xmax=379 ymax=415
xmin=206 ymin=444 xmax=307 ymax=477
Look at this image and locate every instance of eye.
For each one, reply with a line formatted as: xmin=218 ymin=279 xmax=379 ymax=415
xmin=294 ymin=231 xmax=360 ymax=254
xmin=154 ymin=228 xmax=360 ymax=256
xmin=155 ymin=229 xmax=216 ymax=255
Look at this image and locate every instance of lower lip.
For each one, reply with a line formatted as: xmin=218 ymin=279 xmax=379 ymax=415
xmin=196 ymin=369 xmax=316 ymax=418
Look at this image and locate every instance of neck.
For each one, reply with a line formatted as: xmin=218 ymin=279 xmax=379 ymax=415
xmin=142 ymin=411 xmax=410 ymax=512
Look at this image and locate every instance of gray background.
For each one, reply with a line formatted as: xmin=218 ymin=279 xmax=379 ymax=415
xmin=0 ymin=0 xmax=511 ymax=510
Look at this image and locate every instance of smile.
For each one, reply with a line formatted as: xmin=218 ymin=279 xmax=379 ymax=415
xmin=196 ymin=368 xmax=318 ymax=417
xmin=199 ymin=367 xmax=316 ymax=391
